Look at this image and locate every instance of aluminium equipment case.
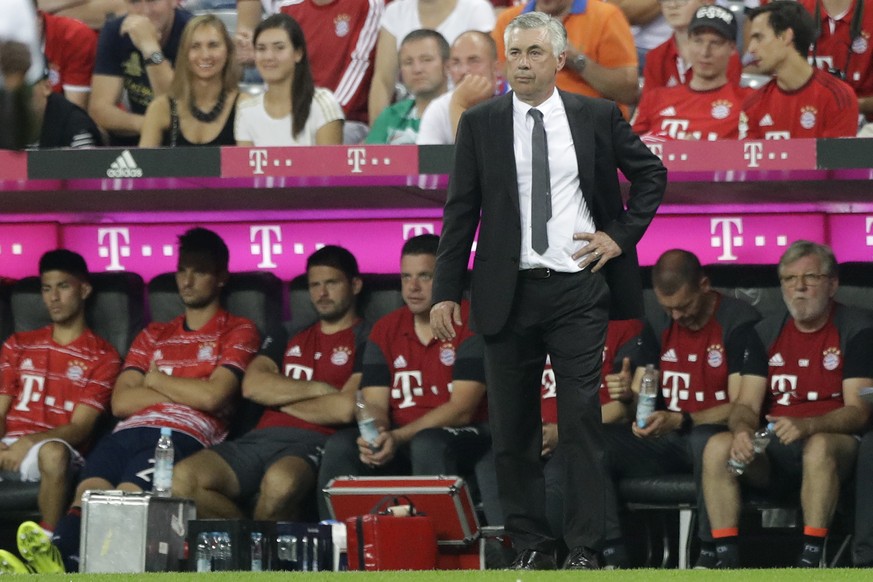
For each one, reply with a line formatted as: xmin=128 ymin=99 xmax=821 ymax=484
xmin=80 ymin=490 xmax=195 ymax=573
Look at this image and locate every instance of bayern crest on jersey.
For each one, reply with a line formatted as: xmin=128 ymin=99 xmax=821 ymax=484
xmin=66 ymin=361 xmax=86 ymax=381
xmin=706 ymin=345 xmax=724 ymax=368
xmin=331 ymin=347 xmax=351 ymax=366
xmin=335 ymin=14 xmax=350 ymax=37
xmin=822 ymin=348 xmax=840 ymax=371
xmin=197 ymin=343 xmax=215 ymax=361
xmin=439 ymin=344 xmax=456 ymax=366
xmin=711 ymin=100 xmax=731 ymax=120
xmin=799 ymin=106 xmax=817 ymax=130
xmin=853 ymin=33 xmax=869 ymax=54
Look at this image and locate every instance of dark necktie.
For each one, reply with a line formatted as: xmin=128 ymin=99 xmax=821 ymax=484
xmin=529 ymin=108 xmax=551 ymax=254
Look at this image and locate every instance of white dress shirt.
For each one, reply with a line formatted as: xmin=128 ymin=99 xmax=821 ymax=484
xmin=513 ymin=90 xmax=595 ymax=272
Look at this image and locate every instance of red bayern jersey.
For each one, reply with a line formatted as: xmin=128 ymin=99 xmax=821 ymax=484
xmin=740 ymin=68 xmax=859 ymax=138
xmin=798 ymin=0 xmax=873 ymax=108
xmin=362 ymin=302 xmax=487 ymax=427
xmin=632 ymin=82 xmax=752 ymax=140
xmin=541 ymin=319 xmax=644 ymax=424
xmin=114 ymin=309 xmax=260 ymax=446
xmin=0 ymin=326 xmax=120 ymax=442
xmin=256 ymin=321 xmax=365 ymax=435
xmin=765 ymin=310 xmax=847 ymax=417
xmin=279 ymin=0 xmax=383 ymax=123
xmin=642 ymin=35 xmax=743 ymax=91
xmin=643 ymin=294 xmax=761 ymax=414
xmin=41 ymin=11 xmax=98 ymax=96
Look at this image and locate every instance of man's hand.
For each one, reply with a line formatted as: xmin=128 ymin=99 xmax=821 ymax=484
xmin=0 ymin=436 xmax=33 ymax=472
xmin=0 ymin=41 xmax=32 ymax=89
xmin=120 ymin=14 xmax=161 ymax=56
xmin=606 ymin=357 xmax=633 ymax=402
xmin=572 ymin=231 xmax=621 ymax=273
xmin=234 ymin=30 xmax=255 ymax=66
xmin=431 ymin=301 xmax=462 ymax=341
xmin=729 ymin=429 xmax=755 ymax=466
xmin=632 ymin=410 xmax=680 ymax=438
xmin=358 ymin=429 xmax=397 ymax=467
xmin=451 ymin=75 xmax=494 ymax=110
xmin=542 ymin=422 xmax=558 ymax=457
xmin=766 ymin=415 xmax=810 ymax=445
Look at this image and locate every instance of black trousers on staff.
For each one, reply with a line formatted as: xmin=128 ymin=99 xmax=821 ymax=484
xmin=484 ymin=268 xmax=609 ymax=552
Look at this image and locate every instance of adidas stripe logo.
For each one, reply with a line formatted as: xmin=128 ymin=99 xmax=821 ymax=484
xmin=661 ymin=348 xmax=678 ymax=363
xmin=760 ymin=114 xmax=774 ymax=127
xmin=769 ymin=352 xmax=785 ymax=366
xmin=107 ymin=150 xmax=143 ymax=178
xmin=394 ymin=355 xmax=408 ymax=368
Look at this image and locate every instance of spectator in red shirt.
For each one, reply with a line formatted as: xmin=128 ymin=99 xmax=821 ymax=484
xmin=740 ymin=0 xmax=859 ymax=138
xmin=633 ymin=5 xmax=752 ymax=140
xmin=37 ymin=6 xmax=98 ymax=110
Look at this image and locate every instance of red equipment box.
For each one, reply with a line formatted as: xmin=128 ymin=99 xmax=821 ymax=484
xmin=324 ymin=475 xmax=483 ymax=569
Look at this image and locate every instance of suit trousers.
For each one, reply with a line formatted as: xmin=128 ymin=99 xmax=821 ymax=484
xmin=484 ymin=268 xmax=609 ymax=552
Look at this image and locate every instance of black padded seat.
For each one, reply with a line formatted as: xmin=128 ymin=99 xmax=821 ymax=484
xmin=147 ymin=271 xmax=283 ymax=338
xmin=11 ymin=272 xmax=145 ymax=358
xmin=287 ymin=272 xmax=403 ymax=335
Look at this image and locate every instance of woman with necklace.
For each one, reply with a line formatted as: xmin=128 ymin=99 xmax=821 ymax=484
xmin=234 ymin=14 xmax=344 ymax=146
xmin=139 ymin=14 xmax=239 ymax=147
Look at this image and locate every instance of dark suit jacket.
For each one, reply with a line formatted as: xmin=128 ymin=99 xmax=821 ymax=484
xmin=433 ymin=90 xmax=667 ymax=336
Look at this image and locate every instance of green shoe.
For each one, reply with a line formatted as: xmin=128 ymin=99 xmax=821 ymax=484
xmin=16 ymin=521 xmax=64 ymax=574
xmin=0 ymin=549 xmax=32 ymax=574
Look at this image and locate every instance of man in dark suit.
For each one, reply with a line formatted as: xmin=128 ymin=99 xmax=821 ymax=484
xmin=430 ymin=11 xmax=666 ymax=570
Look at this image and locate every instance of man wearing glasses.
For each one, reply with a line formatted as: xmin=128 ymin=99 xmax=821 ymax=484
xmin=700 ymin=240 xmax=873 ymax=568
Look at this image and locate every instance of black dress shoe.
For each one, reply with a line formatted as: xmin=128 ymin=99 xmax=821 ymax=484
xmin=563 ymin=546 xmax=600 ymax=570
xmin=509 ymin=549 xmax=557 ymax=570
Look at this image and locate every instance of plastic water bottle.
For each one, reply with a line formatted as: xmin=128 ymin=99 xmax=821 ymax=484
xmin=250 ymin=532 xmax=264 ymax=571
xmin=195 ymin=532 xmax=212 ymax=572
xmin=355 ymin=392 xmax=380 ymax=450
xmin=726 ymin=422 xmax=776 ymax=476
xmin=635 ymin=364 xmax=658 ymax=429
xmin=152 ymin=427 xmax=174 ymax=497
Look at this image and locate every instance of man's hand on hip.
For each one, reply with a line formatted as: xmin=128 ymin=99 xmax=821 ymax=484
xmin=573 ymin=231 xmax=621 ymax=273
xmin=431 ymin=301 xmax=462 ymax=341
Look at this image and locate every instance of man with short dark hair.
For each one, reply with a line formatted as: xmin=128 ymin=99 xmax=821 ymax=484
xmin=317 ymin=234 xmax=491 ymax=521
xmin=0 ymin=250 xmax=119 ymax=540
xmin=702 ymin=240 xmax=873 ymax=568
xmin=38 ymin=227 xmax=261 ymax=573
xmin=88 ymin=0 xmax=192 ymax=145
xmin=741 ymin=0 xmax=858 ymax=138
xmin=173 ymin=245 xmax=367 ymax=521
xmin=366 ymin=30 xmax=450 ymax=145
xmin=598 ymin=249 xmax=760 ymax=568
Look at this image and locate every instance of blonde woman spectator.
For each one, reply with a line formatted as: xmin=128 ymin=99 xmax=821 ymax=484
xmin=235 ymin=13 xmax=343 ymax=146
xmin=140 ymin=15 xmax=240 ymax=147
xmin=367 ymin=0 xmax=496 ymax=122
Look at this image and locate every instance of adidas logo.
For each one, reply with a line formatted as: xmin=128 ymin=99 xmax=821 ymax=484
xmin=661 ymin=349 xmax=678 ymax=363
xmin=21 ymin=358 xmax=34 ymax=370
xmin=394 ymin=355 xmax=408 ymax=368
xmin=769 ymin=352 xmax=785 ymax=366
xmin=760 ymin=114 xmax=774 ymax=127
xmin=287 ymin=345 xmax=302 ymax=357
xmin=659 ymin=106 xmax=677 ymax=117
xmin=107 ymin=150 xmax=143 ymax=178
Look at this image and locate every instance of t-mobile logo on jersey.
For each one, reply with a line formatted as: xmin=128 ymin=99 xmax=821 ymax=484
xmin=662 ymin=370 xmax=691 ymax=411
xmin=285 ymin=364 xmax=314 ymax=380
xmin=98 ymin=227 xmax=131 ymax=271
xmin=14 ymin=375 xmax=45 ymax=411
xmin=392 ymin=370 xmax=424 ymax=408
xmin=771 ymin=374 xmax=798 ymax=406
xmin=251 ymin=225 xmax=283 ymax=269
xmin=711 ymin=218 xmax=743 ymax=261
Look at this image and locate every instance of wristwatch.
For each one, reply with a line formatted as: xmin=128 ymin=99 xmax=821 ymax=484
xmin=574 ymin=53 xmax=588 ymax=74
xmin=144 ymin=51 xmax=165 ymax=66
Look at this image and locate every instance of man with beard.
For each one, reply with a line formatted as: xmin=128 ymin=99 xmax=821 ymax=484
xmin=701 ymin=240 xmax=873 ymax=568
xmin=40 ymin=227 xmax=260 ymax=572
xmin=172 ymin=245 xmax=367 ymax=521
xmin=317 ymin=234 xmax=492 ymax=521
